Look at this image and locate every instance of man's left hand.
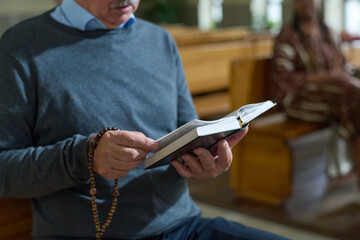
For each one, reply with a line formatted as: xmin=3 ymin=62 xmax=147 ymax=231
xmin=171 ymin=128 xmax=248 ymax=179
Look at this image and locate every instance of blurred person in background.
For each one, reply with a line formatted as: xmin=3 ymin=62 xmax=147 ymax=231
xmin=0 ymin=0 xmax=289 ymax=239
xmin=269 ymin=0 xmax=360 ymax=197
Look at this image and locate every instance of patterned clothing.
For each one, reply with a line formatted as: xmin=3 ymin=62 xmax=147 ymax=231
xmin=269 ymin=23 xmax=360 ymax=139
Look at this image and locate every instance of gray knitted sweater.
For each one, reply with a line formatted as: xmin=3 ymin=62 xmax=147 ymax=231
xmin=0 ymin=10 xmax=200 ymax=239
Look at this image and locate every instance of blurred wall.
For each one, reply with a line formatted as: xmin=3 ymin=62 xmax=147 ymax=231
xmin=179 ymin=0 xmax=251 ymax=28
xmin=0 ymin=0 xmax=296 ymax=37
xmin=282 ymin=0 xmax=295 ymax=25
xmin=0 ymin=0 xmax=57 ymax=36
xmin=137 ymin=0 xmax=294 ymax=29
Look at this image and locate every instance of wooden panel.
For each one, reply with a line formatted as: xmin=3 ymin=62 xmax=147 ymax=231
xmin=192 ymin=91 xmax=230 ymax=119
xmin=180 ymin=41 xmax=253 ymax=95
xmin=231 ymin=133 xmax=292 ymax=206
xmin=176 ymin=31 xmax=276 ymax=119
xmin=165 ymin=25 xmax=250 ymax=47
xmin=230 ymin=57 xmax=270 ymax=110
xmin=0 ymin=198 xmax=32 ymax=239
xmin=342 ymin=41 xmax=360 ymax=68
xmin=253 ymin=38 xmax=274 ymax=58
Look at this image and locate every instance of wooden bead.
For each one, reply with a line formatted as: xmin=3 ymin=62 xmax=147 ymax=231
xmin=90 ymin=187 xmax=97 ymax=196
xmin=112 ymin=190 xmax=119 ymax=198
xmin=90 ymin=141 xmax=97 ymax=148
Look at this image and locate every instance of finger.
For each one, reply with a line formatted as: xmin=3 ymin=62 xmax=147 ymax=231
xmin=113 ymin=146 xmax=149 ymax=162
xmin=113 ymin=131 xmax=158 ymax=151
xmin=192 ymin=148 xmax=215 ymax=171
xmin=95 ymin=142 xmax=143 ymax=163
xmin=226 ymin=128 xmax=248 ymax=149
xmin=171 ymin=160 xmax=193 ymax=178
xmin=180 ymin=153 xmax=204 ymax=174
xmin=93 ymin=148 xmax=144 ymax=175
xmin=215 ymin=140 xmax=232 ymax=171
xmin=96 ymin=132 xmax=151 ymax=162
xmin=103 ymin=147 xmax=145 ymax=168
xmin=94 ymin=155 xmax=142 ymax=176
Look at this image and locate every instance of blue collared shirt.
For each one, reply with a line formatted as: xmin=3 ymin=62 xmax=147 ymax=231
xmin=51 ymin=0 xmax=135 ymax=30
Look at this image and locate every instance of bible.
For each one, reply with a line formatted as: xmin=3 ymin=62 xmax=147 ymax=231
xmin=145 ymin=100 xmax=276 ymax=169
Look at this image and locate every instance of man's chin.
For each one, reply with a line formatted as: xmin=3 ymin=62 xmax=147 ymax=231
xmin=106 ymin=16 xmax=132 ymax=28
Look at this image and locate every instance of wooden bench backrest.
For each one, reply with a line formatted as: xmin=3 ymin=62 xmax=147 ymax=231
xmin=166 ymin=25 xmax=250 ymax=47
xmin=180 ymin=41 xmax=254 ymax=95
xmin=230 ymin=57 xmax=271 ymax=109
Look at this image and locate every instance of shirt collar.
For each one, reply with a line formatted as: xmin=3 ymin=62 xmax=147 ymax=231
xmin=60 ymin=0 xmax=135 ymax=31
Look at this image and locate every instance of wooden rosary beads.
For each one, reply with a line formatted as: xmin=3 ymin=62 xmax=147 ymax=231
xmin=88 ymin=127 xmax=119 ymax=240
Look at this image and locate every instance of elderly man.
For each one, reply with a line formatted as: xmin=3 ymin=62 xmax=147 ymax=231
xmin=0 ymin=0 xmax=288 ymax=239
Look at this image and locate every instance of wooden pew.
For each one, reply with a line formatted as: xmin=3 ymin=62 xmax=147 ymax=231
xmin=175 ymin=28 xmax=275 ymax=119
xmin=164 ymin=25 xmax=250 ymax=47
xmin=0 ymin=198 xmax=32 ymax=239
xmin=341 ymin=41 xmax=360 ymax=69
xmin=179 ymin=40 xmax=253 ymax=119
xmin=229 ymin=57 xmax=331 ymax=206
xmin=248 ymin=32 xmax=275 ymax=59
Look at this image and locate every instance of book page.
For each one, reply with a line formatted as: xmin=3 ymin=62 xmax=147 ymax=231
xmin=238 ymin=101 xmax=276 ymax=124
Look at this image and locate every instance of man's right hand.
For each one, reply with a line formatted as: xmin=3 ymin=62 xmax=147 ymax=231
xmin=91 ymin=130 xmax=158 ymax=179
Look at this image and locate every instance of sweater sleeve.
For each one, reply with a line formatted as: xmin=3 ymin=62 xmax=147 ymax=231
xmin=0 ymin=51 xmax=90 ymax=198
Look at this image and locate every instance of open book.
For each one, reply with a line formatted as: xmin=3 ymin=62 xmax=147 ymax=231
xmin=145 ymin=100 xmax=276 ymax=169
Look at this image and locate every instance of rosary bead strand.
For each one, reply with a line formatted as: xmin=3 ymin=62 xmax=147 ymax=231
xmin=88 ymin=127 xmax=119 ymax=240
